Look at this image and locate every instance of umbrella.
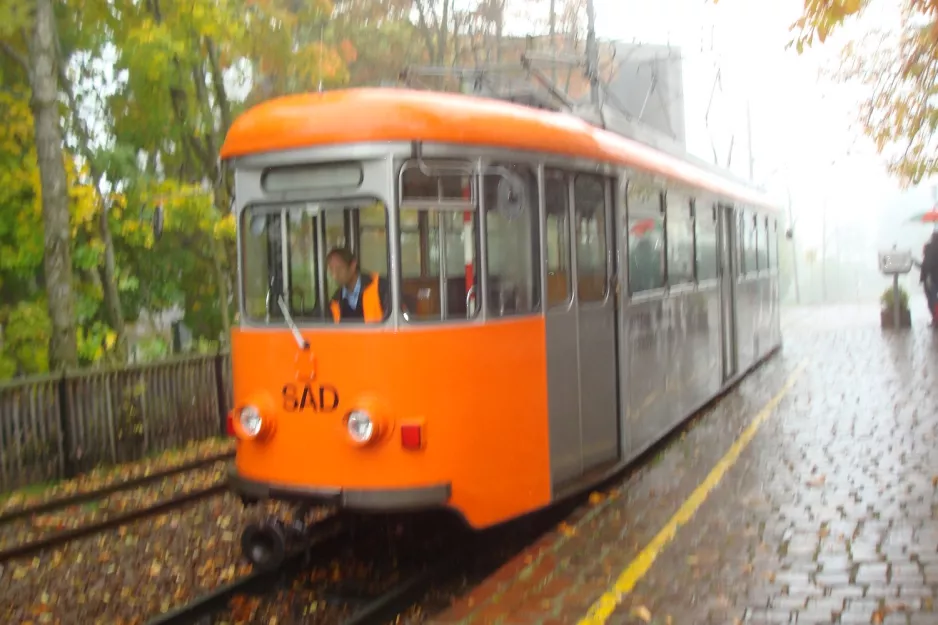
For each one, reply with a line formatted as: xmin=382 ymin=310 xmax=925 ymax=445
xmin=907 ymin=208 xmax=938 ymax=224
xmin=630 ymin=218 xmax=658 ymax=235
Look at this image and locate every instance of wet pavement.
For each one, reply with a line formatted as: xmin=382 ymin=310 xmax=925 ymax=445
xmin=431 ymin=304 xmax=938 ymax=624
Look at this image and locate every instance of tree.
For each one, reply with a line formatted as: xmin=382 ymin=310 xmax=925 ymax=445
xmin=1 ymin=0 xmax=80 ymax=371
xmin=779 ymin=0 xmax=938 ymax=183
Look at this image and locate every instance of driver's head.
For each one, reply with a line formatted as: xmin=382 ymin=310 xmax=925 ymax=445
xmin=326 ymin=247 xmax=359 ymax=289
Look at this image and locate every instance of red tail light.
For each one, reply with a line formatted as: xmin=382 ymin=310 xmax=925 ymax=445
xmin=226 ymin=411 xmax=236 ymax=437
xmin=400 ymin=423 xmax=423 ymax=450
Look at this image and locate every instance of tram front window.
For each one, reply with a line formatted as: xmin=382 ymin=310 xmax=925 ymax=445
xmin=240 ymin=200 xmax=390 ymax=324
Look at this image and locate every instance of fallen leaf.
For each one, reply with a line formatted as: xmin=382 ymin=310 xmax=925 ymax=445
xmin=588 ymin=491 xmax=605 ymax=505
xmin=557 ymin=522 xmax=576 ymax=537
xmin=872 ymin=609 xmax=884 ymax=624
xmin=631 ymin=605 xmax=652 ymax=623
xmin=806 ymin=475 xmax=827 ymax=487
xmin=932 ymin=476 xmax=937 ymax=487
xmin=149 ymin=562 xmax=162 ymax=577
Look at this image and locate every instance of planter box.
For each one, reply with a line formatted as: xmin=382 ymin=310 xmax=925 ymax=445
xmin=880 ymin=308 xmax=912 ymax=328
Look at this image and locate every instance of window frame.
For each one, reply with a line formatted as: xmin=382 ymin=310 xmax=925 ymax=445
xmin=238 ymin=198 xmax=392 ymax=326
xmin=695 ymin=201 xmax=719 ymax=285
xmin=573 ymin=173 xmax=611 ymax=304
xmin=544 ymin=168 xmax=574 ymax=310
xmin=626 ymin=177 xmax=667 ymax=297
xmin=396 ymin=158 xmax=483 ymax=324
xmin=664 ymin=188 xmax=696 ymax=288
xmin=482 ymin=161 xmax=542 ymax=318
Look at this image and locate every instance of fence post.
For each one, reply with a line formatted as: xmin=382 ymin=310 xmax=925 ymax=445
xmin=57 ymin=371 xmax=77 ymax=479
xmin=214 ymin=350 xmax=228 ymax=435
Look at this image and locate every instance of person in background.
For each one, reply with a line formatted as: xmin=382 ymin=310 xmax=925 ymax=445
xmin=919 ymin=232 xmax=938 ymax=326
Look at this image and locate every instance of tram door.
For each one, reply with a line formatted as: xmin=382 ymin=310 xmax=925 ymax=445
xmin=718 ymin=204 xmax=739 ymax=381
xmin=544 ymin=170 xmax=619 ymax=491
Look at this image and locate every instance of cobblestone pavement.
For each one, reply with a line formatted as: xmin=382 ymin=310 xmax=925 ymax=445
xmin=431 ymin=304 xmax=938 ymax=624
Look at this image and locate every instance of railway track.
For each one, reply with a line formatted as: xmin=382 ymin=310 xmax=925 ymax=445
xmin=146 ymin=514 xmax=348 ymax=625
xmin=0 ymin=452 xmax=234 ymax=563
xmin=146 ymin=501 xmax=577 ymax=625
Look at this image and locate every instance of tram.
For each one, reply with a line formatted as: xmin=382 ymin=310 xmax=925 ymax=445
xmin=220 ymin=88 xmax=782 ymax=567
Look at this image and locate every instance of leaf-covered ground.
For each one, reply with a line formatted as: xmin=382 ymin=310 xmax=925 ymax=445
xmin=0 ymin=491 xmax=311 ymax=625
xmin=0 ymin=436 xmax=329 ymax=625
xmin=0 ymin=460 xmax=229 ymax=552
xmin=0 ymin=437 xmax=235 ymax=515
xmin=220 ymin=515 xmax=464 ymax=625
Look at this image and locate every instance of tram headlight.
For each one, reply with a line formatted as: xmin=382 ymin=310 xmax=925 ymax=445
xmin=345 ymin=410 xmax=375 ymax=444
xmin=239 ymin=405 xmax=263 ymax=438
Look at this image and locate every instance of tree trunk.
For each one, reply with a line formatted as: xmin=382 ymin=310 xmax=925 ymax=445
xmin=29 ymin=0 xmax=79 ymax=371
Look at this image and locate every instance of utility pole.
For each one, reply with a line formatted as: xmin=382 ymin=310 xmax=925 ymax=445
xmin=821 ymin=200 xmax=828 ymax=303
xmin=549 ymin=0 xmax=556 ymax=83
xmin=585 ymin=0 xmax=599 ymax=106
xmin=787 ymin=187 xmax=801 ymax=304
xmin=746 ymin=99 xmax=754 ymax=181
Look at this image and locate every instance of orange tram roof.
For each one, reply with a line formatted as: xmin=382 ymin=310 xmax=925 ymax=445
xmin=220 ymin=88 xmax=776 ymax=211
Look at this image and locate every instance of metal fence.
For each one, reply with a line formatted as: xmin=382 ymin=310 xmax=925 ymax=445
xmin=0 ymin=352 xmax=233 ymax=492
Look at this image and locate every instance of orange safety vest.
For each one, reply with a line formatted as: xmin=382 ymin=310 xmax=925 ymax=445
xmin=330 ymin=273 xmax=384 ymax=323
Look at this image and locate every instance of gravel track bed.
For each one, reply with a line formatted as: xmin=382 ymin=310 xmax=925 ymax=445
xmin=210 ymin=515 xmax=463 ymax=625
xmin=0 ymin=491 xmax=326 ymax=625
xmin=0 ymin=461 xmax=230 ymax=552
xmin=0 ymin=438 xmax=235 ymax=516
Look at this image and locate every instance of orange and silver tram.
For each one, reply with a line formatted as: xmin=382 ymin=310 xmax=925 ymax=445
xmin=222 ymin=89 xmax=782 ymax=567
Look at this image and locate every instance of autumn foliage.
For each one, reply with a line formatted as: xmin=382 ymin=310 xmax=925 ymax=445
xmin=784 ymin=0 xmax=938 ymax=183
xmin=0 ymin=0 xmax=584 ymax=379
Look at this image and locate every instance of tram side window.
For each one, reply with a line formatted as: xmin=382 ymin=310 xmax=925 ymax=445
xmin=398 ymin=163 xmax=480 ymax=321
xmin=695 ymin=203 xmax=718 ymax=281
xmin=627 ymin=179 xmax=665 ymax=294
xmin=737 ymin=209 xmax=746 ymax=275
xmin=241 ymin=201 xmax=390 ymax=323
xmin=760 ymin=216 xmax=770 ymax=271
xmin=484 ymin=163 xmax=541 ymax=316
xmin=745 ymin=210 xmax=759 ymax=275
xmin=665 ymin=190 xmax=694 ymax=285
xmin=574 ymin=175 xmax=608 ymax=302
xmin=545 ymin=170 xmax=572 ymax=308
xmin=769 ymin=220 xmax=778 ymax=269
xmin=753 ymin=214 xmax=769 ymax=271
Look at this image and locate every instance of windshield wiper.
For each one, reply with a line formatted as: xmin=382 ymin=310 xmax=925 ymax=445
xmin=278 ymin=295 xmax=310 ymax=350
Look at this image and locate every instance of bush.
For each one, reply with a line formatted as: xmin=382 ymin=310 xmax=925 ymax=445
xmin=880 ymin=284 xmax=909 ymax=311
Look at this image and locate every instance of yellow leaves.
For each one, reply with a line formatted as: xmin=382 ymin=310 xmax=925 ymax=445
xmin=0 ymin=0 xmax=32 ymax=39
xmin=557 ymin=521 xmax=576 ymax=537
xmin=213 ymin=213 xmax=236 ymax=242
xmin=630 ymin=605 xmax=652 ymax=622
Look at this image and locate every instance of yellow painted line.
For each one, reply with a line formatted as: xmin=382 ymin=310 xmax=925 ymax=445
xmin=576 ymin=359 xmax=809 ymax=625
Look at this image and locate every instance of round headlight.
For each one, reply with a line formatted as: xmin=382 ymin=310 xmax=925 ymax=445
xmin=346 ymin=410 xmax=374 ymax=443
xmin=240 ymin=405 xmax=262 ymax=438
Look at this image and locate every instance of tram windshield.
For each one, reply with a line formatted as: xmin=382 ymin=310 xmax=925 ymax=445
xmin=240 ymin=199 xmax=390 ymax=324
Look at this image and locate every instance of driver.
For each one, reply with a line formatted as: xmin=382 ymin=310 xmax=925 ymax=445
xmin=326 ymin=247 xmax=389 ymax=323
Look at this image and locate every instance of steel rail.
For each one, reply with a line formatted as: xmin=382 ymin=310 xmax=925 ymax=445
xmin=0 ymin=450 xmax=235 ymax=524
xmin=0 ymin=482 xmax=228 ymax=563
xmin=145 ymin=515 xmax=346 ymax=625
